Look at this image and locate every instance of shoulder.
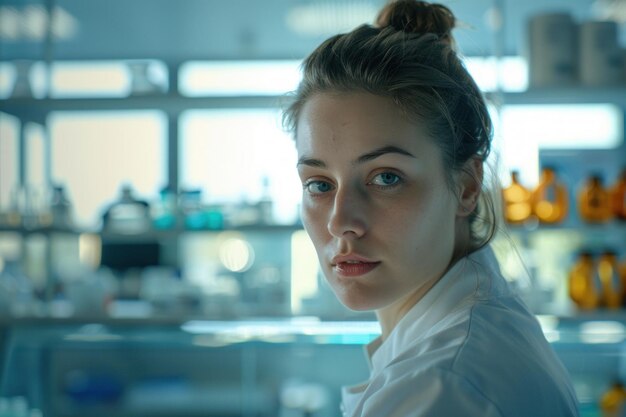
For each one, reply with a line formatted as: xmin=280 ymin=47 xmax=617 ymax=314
xmin=362 ymin=366 xmax=504 ymax=417
xmin=452 ymin=299 xmax=579 ymax=415
xmin=370 ymin=297 xmax=579 ymax=417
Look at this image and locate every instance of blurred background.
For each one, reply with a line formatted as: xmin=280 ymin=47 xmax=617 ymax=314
xmin=1 ymin=0 xmax=626 ymax=416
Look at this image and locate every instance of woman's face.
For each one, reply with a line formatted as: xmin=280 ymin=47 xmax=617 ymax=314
xmin=296 ymin=92 xmax=462 ymax=312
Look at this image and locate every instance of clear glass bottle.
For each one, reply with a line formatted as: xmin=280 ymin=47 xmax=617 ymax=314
xmin=5 ymin=186 xmax=23 ymax=227
xmin=0 ymin=259 xmax=35 ymax=317
xmin=257 ymin=176 xmax=274 ymax=225
xmin=101 ymin=185 xmax=151 ymax=234
xmin=502 ymin=171 xmax=532 ymax=224
xmin=611 ymin=169 xmax=626 ymax=221
xmin=597 ymin=251 xmax=623 ymax=309
xmin=579 ymin=174 xmax=612 ymax=223
xmin=49 ymin=185 xmax=74 ymax=229
xmin=151 ymin=187 xmax=178 ymax=230
xmin=568 ymin=252 xmax=600 ymax=310
xmin=531 ymin=167 xmax=568 ymax=224
xmin=180 ymin=189 xmax=208 ymax=230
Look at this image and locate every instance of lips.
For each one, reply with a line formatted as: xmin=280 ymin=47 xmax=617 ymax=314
xmin=335 ymin=261 xmax=380 ymax=276
xmin=331 ymin=254 xmax=381 ymax=277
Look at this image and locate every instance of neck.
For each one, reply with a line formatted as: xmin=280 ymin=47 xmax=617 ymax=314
xmin=375 ymin=274 xmax=441 ymax=340
xmin=376 ymin=220 xmax=473 ymax=341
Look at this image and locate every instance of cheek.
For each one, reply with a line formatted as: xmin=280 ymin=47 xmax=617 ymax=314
xmin=383 ymin=188 xmax=456 ymax=245
xmin=301 ymin=201 xmax=328 ymax=241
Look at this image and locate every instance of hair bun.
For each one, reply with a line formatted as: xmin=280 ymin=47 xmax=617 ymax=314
xmin=375 ymin=0 xmax=456 ymax=43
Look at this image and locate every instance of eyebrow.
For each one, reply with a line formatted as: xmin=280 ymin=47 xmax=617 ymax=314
xmin=297 ymin=145 xmax=416 ymax=168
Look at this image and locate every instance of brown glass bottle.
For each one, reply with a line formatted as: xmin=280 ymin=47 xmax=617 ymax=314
xmin=612 ymin=169 xmax=626 ymax=220
xmin=598 ymin=251 xmax=624 ymax=309
xmin=579 ymin=174 xmax=612 ymax=223
xmin=600 ymin=381 xmax=626 ymax=417
xmin=568 ymin=252 xmax=600 ymax=310
xmin=502 ymin=171 xmax=532 ymax=224
xmin=532 ymin=167 xmax=568 ymax=224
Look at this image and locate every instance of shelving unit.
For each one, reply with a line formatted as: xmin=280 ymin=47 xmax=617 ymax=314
xmin=504 ymin=220 xmax=626 ymax=234
xmin=3 ymin=86 xmax=626 ymax=119
xmin=0 ymin=94 xmax=289 ymax=119
xmin=2 ymin=62 xmax=626 ymax=416
xmin=487 ymin=87 xmax=626 ymax=107
xmin=0 ymin=224 xmax=303 ymax=238
xmin=0 ymin=223 xmax=305 ymax=313
xmin=2 ymin=80 xmax=626 ymax=312
xmin=0 ymin=314 xmax=623 ymax=416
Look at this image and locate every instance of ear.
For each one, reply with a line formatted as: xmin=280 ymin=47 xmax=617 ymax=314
xmin=456 ymin=157 xmax=483 ymax=217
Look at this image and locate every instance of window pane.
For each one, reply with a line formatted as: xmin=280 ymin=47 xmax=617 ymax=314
xmin=0 ymin=61 xmax=47 ymax=99
xmin=50 ymin=111 xmax=167 ymax=228
xmin=502 ymin=104 xmax=622 ymax=149
xmin=464 ymin=56 xmax=528 ymax=92
xmin=0 ymin=63 xmax=15 ymax=99
xmin=23 ymin=123 xmax=47 ymax=215
xmin=499 ymin=104 xmax=623 ymax=184
xmin=180 ymin=109 xmax=301 ymax=224
xmin=50 ymin=61 xmax=130 ymax=98
xmin=178 ymin=56 xmax=528 ymax=98
xmin=0 ymin=113 xmax=19 ymax=211
xmin=25 ymin=123 xmax=46 ymax=187
xmin=49 ymin=60 xmax=167 ymax=98
xmin=180 ymin=61 xmax=301 ymax=96
xmin=0 ymin=60 xmax=168 ymax=99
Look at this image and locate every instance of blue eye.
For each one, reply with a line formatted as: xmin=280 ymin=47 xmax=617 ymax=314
xmin=371 ymin=172 xmax=401 ymax=187
xmin=304 ymin=180 xmax=334 ymax=194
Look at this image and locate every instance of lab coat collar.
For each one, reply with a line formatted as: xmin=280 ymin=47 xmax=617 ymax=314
xmin=367 ymin=245 xmax=508 ymax=376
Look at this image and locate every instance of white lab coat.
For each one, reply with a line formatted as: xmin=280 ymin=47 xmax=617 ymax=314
xmin=341 ymin=245 xmax=580 ymax=417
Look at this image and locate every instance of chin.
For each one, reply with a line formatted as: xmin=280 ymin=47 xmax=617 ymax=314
xmin=336 ymin=292 xmax=387 ymax=312
xmin=324 ymin=272 xmax=391 ymax=311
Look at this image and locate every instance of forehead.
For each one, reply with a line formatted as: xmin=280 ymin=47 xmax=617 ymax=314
xmin=295 ymin=92 xmax=433 ymax=157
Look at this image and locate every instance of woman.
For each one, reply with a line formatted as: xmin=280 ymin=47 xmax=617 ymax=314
xmin=283 ymin=1 xmax=579 ymax=416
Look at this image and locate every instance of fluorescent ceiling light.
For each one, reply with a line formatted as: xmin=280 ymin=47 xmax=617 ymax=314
xmin=286 ymin=1 xmax=379 ymax=36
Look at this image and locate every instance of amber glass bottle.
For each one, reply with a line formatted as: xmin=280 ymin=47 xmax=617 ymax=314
xmin=600 ymin=381 xmax=626 ymax=417
xmin=502 ymin=171 xmax=532 ymax=224
xmin=532 ymin=167 xmax=568 ymax=223
xmin=598 ymin=251 xmax=624 ymax=309
xmin=612 ymin=169 xmax=626 ymax=220
xmin=579 ymin=174 xmax=612 ymax=223
xmin=568 ymin=252 xmax=600 ymax=310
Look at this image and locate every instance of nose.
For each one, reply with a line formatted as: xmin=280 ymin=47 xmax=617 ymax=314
xmin=327 ymin=186 xmax=368 ymax=239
